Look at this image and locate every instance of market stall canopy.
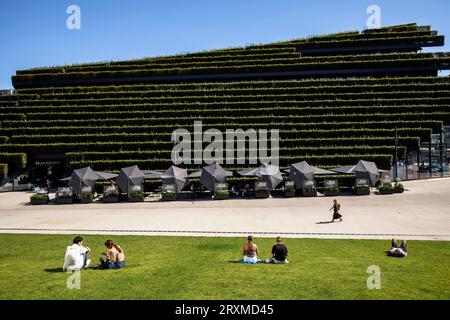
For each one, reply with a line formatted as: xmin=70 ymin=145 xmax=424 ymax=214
xmin=288 ymin=161 xmax=335 ymax=189
xmin=189 ymin=163 xmax=232 ymax=192
xmin=142 ymin=170 xmax=163 ymax=179
xmin=238 ymin=163 xmax=283 ymax=189
xmin=95 ymin=171 xmax=118 ymax=180
xmin=64 ymin=166 xmax=99 ymax=197
xmin=117 ymin=165 xmax=145 ymax=193
xmin=330 ymin=160 xmax=382 ymax=186
xmin=161 ymin=165 xmax=188 ymax=192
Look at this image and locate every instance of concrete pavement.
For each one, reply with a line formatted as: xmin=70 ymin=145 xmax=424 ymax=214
xmin=0 ymin=178 xmax=449 ymax=240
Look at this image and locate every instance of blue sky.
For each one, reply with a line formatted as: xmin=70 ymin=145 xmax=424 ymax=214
xmin=0 ymin=0 xmax=449 ymax=88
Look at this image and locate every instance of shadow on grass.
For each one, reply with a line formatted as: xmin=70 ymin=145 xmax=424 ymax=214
xmin=45 ymin=267 xmax=64 ymax=273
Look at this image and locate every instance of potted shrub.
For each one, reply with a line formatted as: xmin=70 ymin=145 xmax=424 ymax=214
xmin=161 ymin=184 xmax=177 ymax=201
xmin=378 ymin=182 xmax=395 ymax=194
xmin=30 ymin=192 xmax=48 ymax=205
xmin=323 ymin=179 xmax=339 ymax=196
xmin=214 ymin=182 xmax=229 ymax=200
xmin=80 ymin=186 xmax=93 ymax=203
xmin=394 ymin=182 xmax=405 ymax=193
xmin=128 ymin=185 xmax=144 ymax=202
xmin=354 ymin=178 xmax=371 ymax=195
xmin=56 ymin=187 xmax=73 ymax=204
xmin=284 ymin=181 xmax=296 ymax=198
xmin=102 ymin=185 xmax=119 ymax=203
xmin=302 ymin=180 xmax=316 ymax=197
xmin=255 ymin=182 xmax=270 ymax=198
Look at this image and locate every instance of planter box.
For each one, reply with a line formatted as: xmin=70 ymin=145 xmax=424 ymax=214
xmin=323 ymin=190 xmax=339 ymax=197
xmin=255 ymin=190 xmax=270 ymax=198
xmin=31 ymin=198 xmax=48 ymax=205
xmin=355 ymin=187 xmax=370 ymax=195
xmin=379 ymin=188 xmax=395 ymax=195
xmin=81 ymin=195 xmax=93 ymax=203
xmin=102 ymin=196 xmax=118 ymax=203
xmin=302 ymin=190 xmax=317 ymax=197
xmin=129 ymin=195 xmax=144 ymax=202
xmin=214 ymin=190 xmax=229 ymax=200
xmin=56 ymin=198 xmax=73 ymax=204
xmin=161 ymin=192 xmax=177 ymax=201
xmin=284 ymin=190 xmax=296 ymax=198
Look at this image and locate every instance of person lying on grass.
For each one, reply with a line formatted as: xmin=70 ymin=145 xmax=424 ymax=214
xmin=63 ymin=236 xmax=91 ymax=271
xmin=93 ymin=240 xmax=125 ymax=269
xmin=386 ymin=239 xmax=408 ymax=257
xmin=270 ymin=237 xmax=289 ymax=264
xmin=240 ymin=235 xmax=261 ymax=264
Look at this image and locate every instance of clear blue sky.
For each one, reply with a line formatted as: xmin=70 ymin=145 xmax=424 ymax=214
xmin=1 ymin=0 xmax=449 ymax=88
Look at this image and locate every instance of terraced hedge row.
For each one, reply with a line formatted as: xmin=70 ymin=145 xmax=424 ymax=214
xmin=12 ymin=76 xmax=450 ymax=95
xmin=3 ymin=113 xmax=448 ymax=129
xmin=0 ymin=121 xmax=441 ymax=136
xmin=4 ymin=90 xmax=450 ymax=108
xmin=12 ymin=57 xmax=450 ymax=85
xmin=0 ymin=140 xmax=410 ymax=156
xmin=14 ymin=52 xmax=441 ymax=75
xmin=0 ymin=153 xmax=26 ymax=171
xmin=5 ymin=82 xmax=450 ymax=102
xmin=68 ymin=154 xmax=394 ymax=171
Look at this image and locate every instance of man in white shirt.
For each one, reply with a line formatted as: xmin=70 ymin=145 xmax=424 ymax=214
xmin=63 ymin=236 xmax=91 ymax=271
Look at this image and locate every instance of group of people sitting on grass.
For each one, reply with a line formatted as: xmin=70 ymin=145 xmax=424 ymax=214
xmin=62 ymin=234 xmax=406 ymax=271
xmin=240 ymin=235 xmax=289 ymax=264
xmin=63 ymin=236 xmax=125 ymax=271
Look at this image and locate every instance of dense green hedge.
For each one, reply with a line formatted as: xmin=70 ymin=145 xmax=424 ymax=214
xmin=0 ymin=153 xmax=27 ymax=171
xmin=0 ymin=120 xmax=440 ymax=136
xmin=6 ymin=129 xmax=427 ymax=143
xmin=1 ymin=141 xmax=407 ymax=157
xmin=12 ymin=76 xmax=450 ymax=95
xmin=12 ymin=57 xmax=450 ymax=85
xmin=7 ymin=81 xmax=450 ymax=102
xmin=0 ymin=163 xmax=7 ymax=179
xmin=4 ymin=112 xmax=448 ymax=128
xmin=2 ymin=136 xmax=419 ymax=151
xmin=7 ymin=90 xmax=450 ymax=108
xmin=11 ymin=106 xmax=450 ymax=122
xmin=14 ymin=52 xmax=438 ymax=75
xmin=68 ymin=153 xmax=393 ymax=171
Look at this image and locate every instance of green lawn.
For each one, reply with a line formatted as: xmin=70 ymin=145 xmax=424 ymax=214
xmin=0 ymin=233 xmax=449 ymax=300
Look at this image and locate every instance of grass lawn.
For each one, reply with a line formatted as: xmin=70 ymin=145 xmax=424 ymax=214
xmin=0 ymin=233 xmax=449 ymax=300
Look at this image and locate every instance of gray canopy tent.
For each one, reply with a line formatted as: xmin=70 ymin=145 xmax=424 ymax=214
xmin=117 ymin=165 xmax=161 ymax=193
xmin=238 ymin=163 xmax=283 ymax=190
xmin=161 ymin=165 xmax=188 ymax=192
xmin=287 ymin=161 xmax=335 ymax=189
xmin=60 ymin=167 xmax=118 ymax=197
xmin=188 ymin=163 xmax=233 ymax=192
xmin=330 ymin=160 xmax=386 ymax=187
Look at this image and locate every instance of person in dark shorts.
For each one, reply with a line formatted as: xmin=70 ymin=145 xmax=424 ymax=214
xmin=387 ymin=239 xmax=408 ymax=257
xmin=330 ymin=199 xmax=343 ymax=222
xmin=271 ymin=236 xmax=289 ymax=264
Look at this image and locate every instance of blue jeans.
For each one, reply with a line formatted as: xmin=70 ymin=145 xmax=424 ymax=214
xmin=101 ymin=258 xmax=125 ymax=269
xmin=82 ymin=252 xmax=89 ymax=267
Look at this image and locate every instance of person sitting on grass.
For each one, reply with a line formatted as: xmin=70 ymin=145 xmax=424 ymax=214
xmin=240 ymin=235 xmax=260 ymax=264
xmin=94 ymin=240 xmax=125 ymax=269
xmin=386 ymin=239 xmax=408 ymax=257
xmin=63 ymin=236 xmax=91 ymax=271
xmin=271 ymin=236 xmax=289 ymax=264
